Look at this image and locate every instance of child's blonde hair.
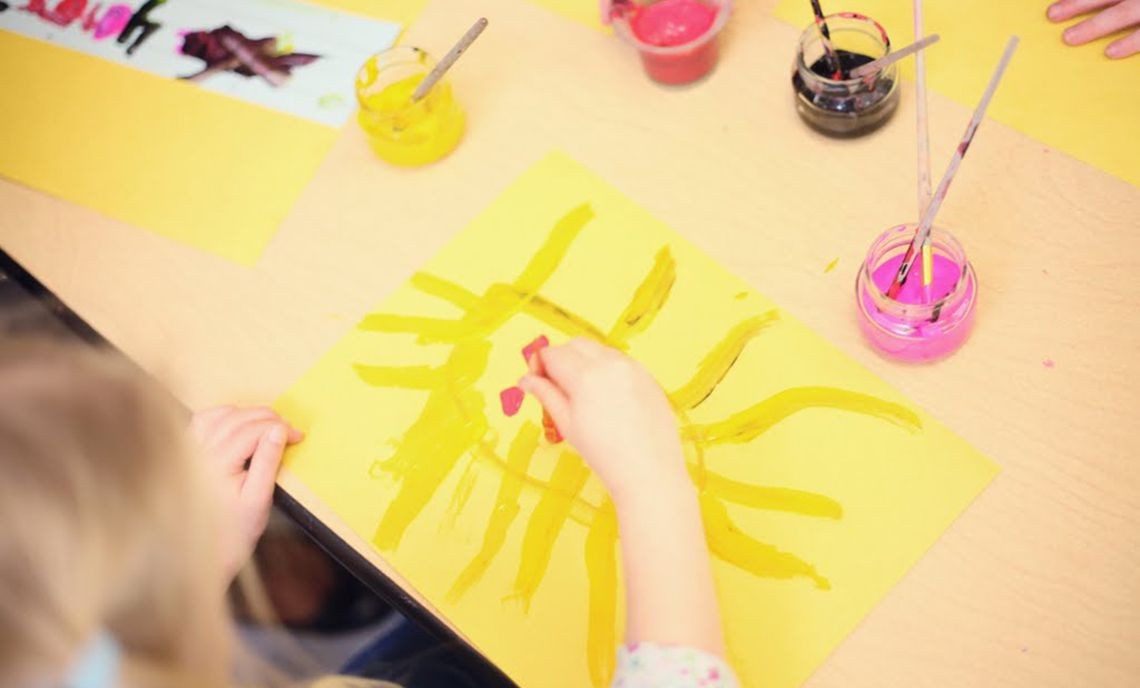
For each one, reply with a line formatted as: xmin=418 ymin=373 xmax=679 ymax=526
xmin=0 ymin=341 xmax=396 ymax=688
xmin=0 ymin=341 xmax=232 ymax=687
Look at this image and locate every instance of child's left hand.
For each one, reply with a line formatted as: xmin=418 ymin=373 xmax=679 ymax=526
xmin=190 ymin=406 xmax=304 ymax=578
xmin=1048 ymin=0 xmax=1140 ymax=58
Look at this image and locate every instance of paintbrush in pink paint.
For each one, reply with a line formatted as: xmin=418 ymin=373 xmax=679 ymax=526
xmin=885 ymin=36 xmax=1019 ymax=300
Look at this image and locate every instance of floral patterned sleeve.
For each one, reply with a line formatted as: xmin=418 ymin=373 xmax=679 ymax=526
xmin=611 ymin=642 xmax=740 ymax=688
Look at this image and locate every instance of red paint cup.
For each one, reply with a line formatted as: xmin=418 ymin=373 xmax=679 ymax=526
xmin=613 ymin=0 xmax=731 ymax=86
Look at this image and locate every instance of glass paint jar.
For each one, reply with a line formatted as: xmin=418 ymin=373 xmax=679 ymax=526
xmin=856 ymin=224 xmax=977 ymax=362
xmin=791 ymin=13 xmax=899 ymax=137
xmin=355 ymin=47 xmax=465 ymax=166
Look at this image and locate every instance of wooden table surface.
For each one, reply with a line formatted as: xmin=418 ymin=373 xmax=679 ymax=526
xmin=2 ymin=0 xmax=1138 ymax=685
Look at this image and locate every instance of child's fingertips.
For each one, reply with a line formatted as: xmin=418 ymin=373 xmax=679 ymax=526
xmin=266 ymin=425 xmax=287 ymax=444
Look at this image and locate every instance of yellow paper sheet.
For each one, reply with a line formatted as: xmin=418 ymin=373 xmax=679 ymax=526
xmin=276 ymin=151 xmax=998 ymax=688
xmin=774 ymin=0 xmax=1140 ymax=188
xmin=0 ymin=1 xmax=409 ymax=265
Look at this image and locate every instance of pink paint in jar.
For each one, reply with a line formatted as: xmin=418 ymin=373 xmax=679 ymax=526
xmin=855 ymin=224 xmax=977 ymax=362
xmin=609 ymin=0 xmax=731 ymax=85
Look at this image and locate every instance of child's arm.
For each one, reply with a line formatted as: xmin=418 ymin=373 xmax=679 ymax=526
xmin=190 ymin=405 xmax=304 ymax=580
xmin=520 ymin=339 xmax=725 ymax=657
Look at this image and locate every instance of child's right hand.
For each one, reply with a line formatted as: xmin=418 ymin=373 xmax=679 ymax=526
xmin=519 ymin=338 xmax=690 ymax=504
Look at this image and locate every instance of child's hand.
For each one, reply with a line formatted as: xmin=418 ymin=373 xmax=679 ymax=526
xmin=1048 ymin=0 xmax=1140 ymax=58
xmin=519 ymin=338 xmax=689 ymax=504
xmin=190 ymin=405 xmax=303 ymax=578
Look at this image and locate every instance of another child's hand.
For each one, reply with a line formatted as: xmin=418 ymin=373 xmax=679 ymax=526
xmin=190 ymin=406 xmax=303 ymax=578
xmin=1048 ymin=0 xmax=1140 ymax=58
xmin=519 ymin=338 xmax=688 ymax=504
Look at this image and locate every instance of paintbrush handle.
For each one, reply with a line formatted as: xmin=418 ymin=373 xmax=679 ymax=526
xmin=808 ymin=0 xmax=843 ymax=76
xmin=886 ymin=36 xmax=1019 ymax=298
xmin=411 ymin=17 xmax=488 ymax=102
xmin=848 ymin=33 xmax=939 ymax=79
xmin=914 ymin=0 xmax=932 ymax=214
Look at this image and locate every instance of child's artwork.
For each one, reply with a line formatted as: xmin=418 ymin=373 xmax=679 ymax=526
xmin=275 ymin=152 xmax=999 ymax=688
xmin=774 ymin=0 xmax=1140 ymax=188
xmin=0 ymin=0 xmax=402 ymax=263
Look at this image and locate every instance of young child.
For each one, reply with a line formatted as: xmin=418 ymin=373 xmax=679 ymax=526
xmin=0 ymin=338 xmax=738 ymax=688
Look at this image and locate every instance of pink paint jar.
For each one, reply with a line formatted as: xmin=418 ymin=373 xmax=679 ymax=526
xmin=856 ymin=224 xmax=977 ymax=362
xmin=612 ymin=0 xmax=731 ymax=86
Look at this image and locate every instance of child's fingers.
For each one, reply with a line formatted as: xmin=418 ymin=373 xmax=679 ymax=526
xmin=209 ymin=418 xmax=283 ymax=473
xmin=566 ymin=337 xmax=606 ymax=359
xmin=188 ymin=405 xmax=235 ymax=440
xmin=239 ymin=425 xmax=288 ymax=523
xmin=1107 ymin=27 xmax=1140 ymax=56
xmin=519 ymin=374 xmax=571 ymax=433
xmin=537 ymin=345 xmax=591 ymax=390
xmin=1048 ymin=0 xmax=1119 ymax=22
xmin=1063 ymin=1 xmax=1140 ymax=44
xmin=201 ymin=406 xmax=282 ymax=449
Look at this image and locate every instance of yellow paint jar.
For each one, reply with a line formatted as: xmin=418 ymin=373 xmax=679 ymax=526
xmin=355 ymin=47 xmax=465 ymax=167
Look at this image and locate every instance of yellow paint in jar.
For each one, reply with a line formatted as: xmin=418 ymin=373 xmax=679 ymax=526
xmin=355 ymin=47 xmax=465 ymax=167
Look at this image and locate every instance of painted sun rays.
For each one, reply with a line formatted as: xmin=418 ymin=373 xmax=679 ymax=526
xmin=350 ymin=202 xmax=921 ymax=684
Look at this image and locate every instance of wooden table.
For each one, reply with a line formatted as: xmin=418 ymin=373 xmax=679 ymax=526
xmin=3 ymin=0 xmax=1138 ymax=685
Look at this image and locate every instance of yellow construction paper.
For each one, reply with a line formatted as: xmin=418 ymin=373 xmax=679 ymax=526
xmin=774 ymin=0 xmax=1140 ymax=187
xmin=275 ymin=151 xmax=998 ymax=688
xmin=0 ymin=1 xmax=409 ymax=265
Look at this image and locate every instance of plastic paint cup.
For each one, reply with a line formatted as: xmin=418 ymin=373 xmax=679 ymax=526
xmin=613 ymin=0 xmax=732 ymax=86
xmin=355 ymin=47 xmax=466 ymax=167
xmin=855 ymin=224 xmax=977 ymax=362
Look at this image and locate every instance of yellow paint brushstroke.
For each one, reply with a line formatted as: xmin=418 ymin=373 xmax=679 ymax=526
xmin=584 ymin=501 xmax=619 ymax=687
xmin=698 ymin=469 xmax=843 ymax=519
xmin=370 ymin=339 xmax=491 ymax=550
xmin=441 ymin=459 xmax=480 ymax=533
xmin=511 ymin=452 xmax=592 ymax=611
xmin=670 ymin=311 xmax=781 ymax=410
xmin=701 ymin=493 xmax=831 ymax=590
xmin=824 ymin=258 xmax=840 ymax=274
xmin=361 ymin=205 xmax=594 ymax=344
xmin=449 ymin=423 xmax=542 ymax=602
xmin=411 ymin=272 xmax=480 ymax=310
xmin=609 ymin=247 xmax=676 ymax=344
xmin=514 ymin=203 xmax=595 ymax=292
xmin=684 ymin=387 xmax=922 ymax=445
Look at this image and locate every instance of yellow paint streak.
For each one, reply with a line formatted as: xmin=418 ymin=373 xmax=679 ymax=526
xmin=824 ymin=257 xmax=840 ymax=274
xmin=448 ymin=423 xmax=542 ymax=602
xmin=370 ymin=340 xmax=491 ymax=551
xmin=522 ymin=293 xmax=612 ymax=344
xmin=584 ymin=501 xmax=619 ymax=687
xmin=684 ymin=386 xmax=922 ymax=445
xmin=360 ymin=205 xmax=594 ymax=344
xmin=608 ymin=247 xmax=676 ymax=344
xmin=670 ymin=311 xmax=781 ymax=410
xmin=514 ymin=203 xmax=595 ymax=292
xmin=441 ymin=459 xmax=480 ymax=533
xmin=511 ymin=452 xmax=592 ymax=611
xmin=411 ymin=272 xmax=480 ymax=310
xmin=697 ymin=469 xmax=843 ymax=519
xmin=700 ymin=493 xmax=831 ymax=590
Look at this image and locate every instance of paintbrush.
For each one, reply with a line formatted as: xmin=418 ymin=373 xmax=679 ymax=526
xmin=912 ymin=0 xmax=935 ymax=306
xmin=847 ymin=33 xmax=939 ymax=79
xmin=411 ymin=17 xmax=488 ymax=103
xmin=808 ymin=0 xmax=844 ymax=79
xmin=885 ymin=36 xmax=1019 ymax=300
